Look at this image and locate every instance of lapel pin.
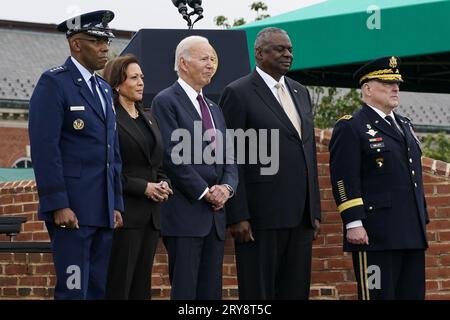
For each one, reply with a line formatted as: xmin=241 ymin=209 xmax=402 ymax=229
xmin=294 ymin=89 xmax=298 ymax=93
xmin=105 ymin=89 xmax=108 ymax=93
xmin=375 ymin=120 xmax=379 ymax=124
xmin=77 ymin=78 xmax=83 ymax=82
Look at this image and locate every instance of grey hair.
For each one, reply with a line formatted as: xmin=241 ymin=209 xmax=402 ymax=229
xmin=254 ymin=27 xmax=289 ymax=50
xmin=174 ymin=35 xmax=210 ymax=74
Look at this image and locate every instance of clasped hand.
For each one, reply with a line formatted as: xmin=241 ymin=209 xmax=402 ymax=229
xmin=145 ymin=181 xmax=173 ymax=202
xmin=204 ymin=185 xmax=230 ymax=211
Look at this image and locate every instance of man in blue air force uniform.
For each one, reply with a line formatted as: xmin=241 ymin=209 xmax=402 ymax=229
xmin=28 ymin=10 xmax=124 ymax=299
xmin=329 ymin=56 xmax=428 ymax=300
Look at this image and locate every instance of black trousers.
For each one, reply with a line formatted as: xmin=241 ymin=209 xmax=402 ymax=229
xmin=234 ymin=216 xmax=314 ymax=300
xmin=352 ymin=249 xmax=425 ymax=300
xmin=106 ymin=223 xmax=159 ymax=300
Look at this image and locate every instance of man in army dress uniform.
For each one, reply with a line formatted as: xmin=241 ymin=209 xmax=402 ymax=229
xmin=28 ymin=10 xmax=123 ymax=299
xmin=329 ymin=56 xmax=428 ymax=300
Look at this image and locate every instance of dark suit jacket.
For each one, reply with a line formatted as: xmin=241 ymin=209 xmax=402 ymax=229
xmin=29 ymin=57 xmax=123 ymax=228
xmin=151 ymin=82 xmax=238 ymax=240
xmin=329 ymin=104 xmax=428 ymax=251
xmin=116 ymin=103 xmax=169 ymax=229
xmin=219 ymin=70 xmax=321 ymax=230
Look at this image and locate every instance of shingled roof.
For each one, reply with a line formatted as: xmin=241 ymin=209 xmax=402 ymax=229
xmin=398 ymin=92 xmax=450 ymax=132
xmin=0 ymin=20 xmax=131 ymax=102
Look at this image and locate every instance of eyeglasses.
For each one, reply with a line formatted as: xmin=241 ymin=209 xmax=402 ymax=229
xmin=77 ymin=38 xmax=112 ymax=46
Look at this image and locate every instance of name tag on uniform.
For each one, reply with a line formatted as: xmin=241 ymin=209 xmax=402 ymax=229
xmin=370 ymin=142 xmax=385 ymax=149
xmin=70 ymin=106 xmax=85 ymax=111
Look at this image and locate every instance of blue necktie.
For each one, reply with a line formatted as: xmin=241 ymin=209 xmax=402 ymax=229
xmin=90 ymin=76 xmax=105 ymax=115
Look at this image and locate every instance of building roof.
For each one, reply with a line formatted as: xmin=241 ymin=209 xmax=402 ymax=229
xmin=0 ymin=20 xmax=131 ymax=102
xmin=398 ymin=91 xmax=450 ymax=132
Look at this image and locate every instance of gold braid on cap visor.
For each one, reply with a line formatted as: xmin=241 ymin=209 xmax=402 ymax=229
xmin=359 ymin=68 xmax=403 ymax=84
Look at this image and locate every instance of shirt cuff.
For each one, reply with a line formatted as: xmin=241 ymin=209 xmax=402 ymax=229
xmin=346 ymin=220 xmax=363 ymax=230
xmin=198 ymin=187 xmax=209 ymax=200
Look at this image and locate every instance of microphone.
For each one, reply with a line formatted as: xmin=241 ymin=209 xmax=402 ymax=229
xmin=172 ymin=0 xmax=191 ymax=26
xmin=171 ymin=0 xmax=188 ymax=15
xmin=187 ymin=0 xmax=203 ymax=15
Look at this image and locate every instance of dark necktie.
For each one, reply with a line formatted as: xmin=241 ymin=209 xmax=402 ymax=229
xmin=384 ymin=115 xmax=403 ymax=137
xmin=196 ymin=94 xmax=216 ymax=147
xmin=90 ymin=76 xmax=105 ymax=116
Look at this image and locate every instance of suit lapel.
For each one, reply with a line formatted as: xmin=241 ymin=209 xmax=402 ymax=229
xmin=66 ymin=58 xmax=105 ymax=122
xmin=172 ymin=82 xmax=201 ymax=122
xmin=116 ymin=104 xmax=152 ymax=164
xmin=97 ymin=77 xmax=111 ymax=121
xmin=396 ymin=113 xmax=414 ymax=146
xmin=139 ymin=107 xmax=164 ymax=165
xmin=251 ymin=71 xmax=301 ymax=142
xmin=204 ymin=97 xmax=224 ymax=133
xmin=285 ymin=78 xmax=310 ymax=142
xmin=362 ymin=104 xmax=404 ymax=142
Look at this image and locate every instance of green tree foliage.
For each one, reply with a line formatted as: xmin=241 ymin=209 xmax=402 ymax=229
xmin=233 ymin=18 xmax=247 ymax=26
xmin=310 ymin=87 xmax=361 ymax=129
xmin=214 ymin=15 xmax=231 ymax=29
xmin=421 ymin=132 xmax=450 ymax=163
xmin=250 ymin=1 xmax=268 ymax=11
xmin=214 ymin=1 xmax=269 ymax=28
xmin=250 ymin=1 xmax=270 ymax=21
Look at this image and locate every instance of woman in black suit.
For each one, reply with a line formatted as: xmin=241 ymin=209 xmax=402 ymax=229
xmin=103 ymin=54 xmax=173 ymax=299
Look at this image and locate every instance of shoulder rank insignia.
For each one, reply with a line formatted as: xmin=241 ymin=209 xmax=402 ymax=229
xmin=49 ymin=65 xmax=67 ymax=73
xmin=338 ymin=115 xmax=353 ymax=121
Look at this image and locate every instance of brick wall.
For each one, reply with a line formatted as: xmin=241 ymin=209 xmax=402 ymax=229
xmin=1 ymin=128 xmax=450 ymax=299
xmin=0 ymin=127 xmax=29 ymax=167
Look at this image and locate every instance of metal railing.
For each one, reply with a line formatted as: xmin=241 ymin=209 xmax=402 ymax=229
xmin=0 ymin=216 xmax=51 ymax=253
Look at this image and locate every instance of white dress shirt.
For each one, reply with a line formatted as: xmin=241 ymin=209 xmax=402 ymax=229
xmin=256 ymin=66 xmax=294 ymax=103
xmin=177 ymin=78 xmax=216 ymax=130
xmin=71 ymin=56 xmax=106 ymax=114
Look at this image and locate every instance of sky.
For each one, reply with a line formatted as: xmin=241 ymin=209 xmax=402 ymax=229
xmin=0 ymin=0 xmax=326 ymax=30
